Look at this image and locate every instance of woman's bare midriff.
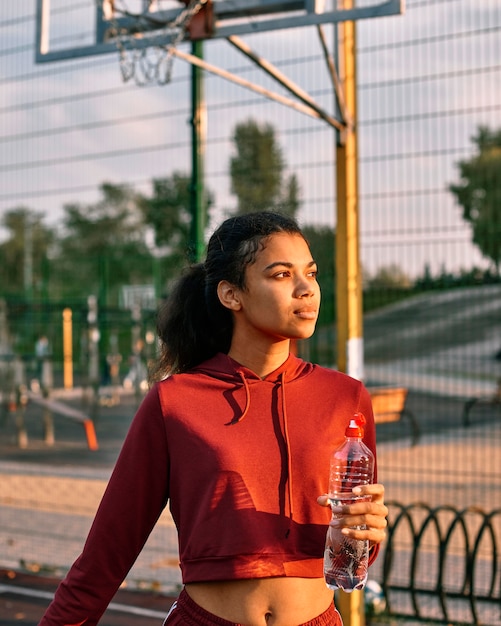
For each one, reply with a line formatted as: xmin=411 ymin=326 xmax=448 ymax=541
xmin=185 ymin=577 xmax=334 ymax=626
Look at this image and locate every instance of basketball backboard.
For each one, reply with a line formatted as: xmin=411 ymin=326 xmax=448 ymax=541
xmin=35 ymin=0 xmax=404 ymax=64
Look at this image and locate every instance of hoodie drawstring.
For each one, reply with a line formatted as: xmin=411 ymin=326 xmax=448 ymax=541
xmin=280 ymin=371 xmax=294 ymax=537
xmin=225 ymin=371 xmax=251 ymax=425
xmin=225 ymin=369 xmax=294 ymax=537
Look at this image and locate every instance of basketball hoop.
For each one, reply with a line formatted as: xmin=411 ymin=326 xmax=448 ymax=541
xmin=98 ymin=0 xmax=214 ymax=85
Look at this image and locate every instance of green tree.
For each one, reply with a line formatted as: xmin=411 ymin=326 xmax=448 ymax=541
xmin=367 ymin=264 xmax=412 ymax=289
xmin=228 ymin=119 xmax=337 ymax=363
xmin=0 ymin=207 xmax=54 ymax=298
xmin=450 ymin=126 xmax=501 ymax=273
xmin=54 ymin=183 xmax=153 ymax=302
xmin=230 ymin=119 xmax=299 ymax=217
xmin=302 ymin=225 xmax=336 ymax=324
xmin=281 ymin=173 xmax=300 ymax=217
xmin=139 ymin=172 xmax=213 ymax=287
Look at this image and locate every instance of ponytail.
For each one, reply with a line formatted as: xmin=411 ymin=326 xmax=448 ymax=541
xmin=151 ymin=263 xmax=232 ymax=379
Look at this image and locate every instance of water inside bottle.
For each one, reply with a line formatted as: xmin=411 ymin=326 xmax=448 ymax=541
xmin=324 ymin=492 xmax=371 ymax=591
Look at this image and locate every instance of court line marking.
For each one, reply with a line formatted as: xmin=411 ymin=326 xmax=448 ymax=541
xmin=0 ymin=583 xmax=168 ymax=619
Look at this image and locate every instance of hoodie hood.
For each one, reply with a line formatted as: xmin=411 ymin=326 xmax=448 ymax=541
xmin=191 ymin=352 xmax=314 ymax=535
xmin=192 ymin=352 xmax=314 ymax=425
xmin=191 ymin=351 xmax=314 ymax=385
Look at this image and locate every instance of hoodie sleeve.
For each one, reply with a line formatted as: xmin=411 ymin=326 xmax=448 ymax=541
xmin=39 ymin=386 xmax=170 ymax=626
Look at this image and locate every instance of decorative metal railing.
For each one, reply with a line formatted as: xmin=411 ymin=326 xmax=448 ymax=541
xmin=380 ymin=502 xmax=501 ymax=625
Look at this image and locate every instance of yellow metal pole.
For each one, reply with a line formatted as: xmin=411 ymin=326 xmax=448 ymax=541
xmin=336 ymin=585 xmax=365 ymax=626
xmin=62 ymin=307 xmax=73 ymax=389
xmin=336 ymin=2 xmax=363 ymax=381
xmin=335 ymin=2 xmax=363 ymax=385
xmin=335 ymin=2 xmax=365 ymax=625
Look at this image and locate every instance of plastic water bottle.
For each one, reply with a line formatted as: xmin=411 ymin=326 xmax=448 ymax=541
xmin=323 ymin=412 xmax=374 ymax=592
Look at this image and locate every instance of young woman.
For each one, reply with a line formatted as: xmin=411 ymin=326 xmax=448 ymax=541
xmin=40 ymin=211 xmax=387 ymax=626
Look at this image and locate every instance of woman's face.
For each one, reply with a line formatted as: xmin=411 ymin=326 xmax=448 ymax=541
xmin=228 ymin=232 xmax=321 ymax=344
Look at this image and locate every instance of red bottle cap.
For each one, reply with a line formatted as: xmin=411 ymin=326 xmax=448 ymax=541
xmin=345 ymin=412 xmax=365 ymax=437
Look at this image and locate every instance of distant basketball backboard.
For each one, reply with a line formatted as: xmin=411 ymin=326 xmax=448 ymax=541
xmin=35 ymin=0 xmax=404 ymax=64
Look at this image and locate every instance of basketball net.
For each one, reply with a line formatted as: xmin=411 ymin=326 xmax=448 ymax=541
xmin=97 ymin=0 xmax=213 ymax=85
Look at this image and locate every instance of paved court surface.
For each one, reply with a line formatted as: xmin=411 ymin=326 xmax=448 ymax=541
xmin=0 ymin=568 xmax=176 ymax=626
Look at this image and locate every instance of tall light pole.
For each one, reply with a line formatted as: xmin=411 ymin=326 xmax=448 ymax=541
xmin=189 ymin=39 xmax=207 ymax=263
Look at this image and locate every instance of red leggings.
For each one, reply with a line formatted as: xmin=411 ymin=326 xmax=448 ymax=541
xmin=163 ymin=588 xmax=342 ymax=626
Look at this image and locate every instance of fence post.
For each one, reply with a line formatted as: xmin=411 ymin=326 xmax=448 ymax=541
xmin=62 ymin=307 xmax=73 ymax=389
xmin=40 ymin=357 xmax=54 ymax=445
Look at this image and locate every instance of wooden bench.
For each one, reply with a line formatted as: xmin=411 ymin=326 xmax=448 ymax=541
xmin=368 ymin=386 xmax=420 ymax=446
xmin=462 ymin=378 xmax=501 ymax=427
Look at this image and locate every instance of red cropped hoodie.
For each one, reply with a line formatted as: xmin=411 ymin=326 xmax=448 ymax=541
xmin=40 ymin=353 xmax=378 ymax=625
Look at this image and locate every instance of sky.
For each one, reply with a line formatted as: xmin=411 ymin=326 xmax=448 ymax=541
xmin=1 ymin=0 xmax=500 ymax=279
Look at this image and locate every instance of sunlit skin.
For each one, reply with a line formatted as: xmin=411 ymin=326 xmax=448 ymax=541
xmin=186 ymin=233 xmax=388 ymax=626
xmin=219 ymin=232 xmax=321 ymax=378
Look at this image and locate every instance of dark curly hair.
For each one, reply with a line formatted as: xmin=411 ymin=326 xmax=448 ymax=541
xmin=151 ymin=211 xmax=305 ymax=378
